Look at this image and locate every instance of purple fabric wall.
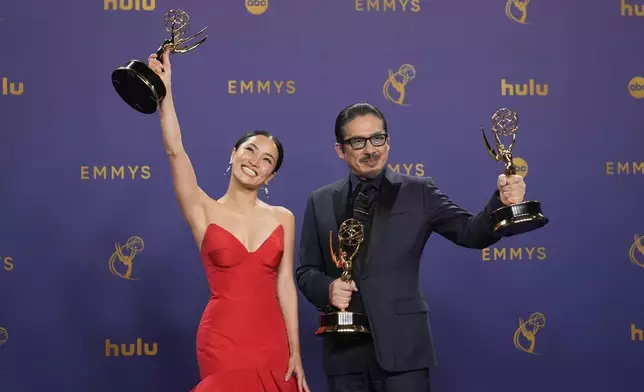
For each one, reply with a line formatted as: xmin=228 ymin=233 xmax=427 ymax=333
xmin=1 ymin=1 xmax=643 ymax=391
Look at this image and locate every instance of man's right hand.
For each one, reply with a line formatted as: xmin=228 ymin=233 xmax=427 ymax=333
xmin=329 ymin=278 xmax=358 ymax=311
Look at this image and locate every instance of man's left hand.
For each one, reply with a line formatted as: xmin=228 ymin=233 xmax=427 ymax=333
xmin=497 ymin=174 xmax=526 ymax=205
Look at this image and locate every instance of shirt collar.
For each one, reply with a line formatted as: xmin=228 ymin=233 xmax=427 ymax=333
xmin=349 ymin=168 xmax=385 ymax=193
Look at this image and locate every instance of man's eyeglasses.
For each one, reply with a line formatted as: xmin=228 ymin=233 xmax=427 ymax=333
xmin=341 ymin=134 xmax=388 ymax=150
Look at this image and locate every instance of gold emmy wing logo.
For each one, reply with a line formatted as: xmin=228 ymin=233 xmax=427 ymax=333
xmin=513 ymin=312 xmax=546 ymax=354
xmin=0 ymin=327 xmax=7 ymax=347
xmin=383 ymin=64 xmax=416 ymax=106
xmin=506 ymin=0 xmax=530 ymax=24
xmin=108 ymin=236 xmax=144 ymax=280
xmin=629 ymin=234 xmax=644 ymax=268
xmin=246 ymin=0 xmax=268 ymax=15
xmin=628 ymin=77 xmax=644 ymax=99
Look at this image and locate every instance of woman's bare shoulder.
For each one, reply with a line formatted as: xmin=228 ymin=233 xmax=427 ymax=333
xmin=263 ymin=202 xmax=294 ymax=226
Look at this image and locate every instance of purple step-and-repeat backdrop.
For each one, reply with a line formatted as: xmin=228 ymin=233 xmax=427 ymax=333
xmin=1 ymin=1 xmax=643 ymax=391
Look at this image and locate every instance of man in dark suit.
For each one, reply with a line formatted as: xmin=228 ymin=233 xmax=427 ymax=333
xmin=295 ymin=103 xmax=527 ymax=392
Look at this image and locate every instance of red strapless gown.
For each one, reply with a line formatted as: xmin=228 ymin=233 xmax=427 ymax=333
xmin=191 ymin=223 xmax=298 ymax=392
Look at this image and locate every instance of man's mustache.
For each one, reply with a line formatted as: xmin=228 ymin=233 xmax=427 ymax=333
xmin=360 ymin=153 xmax=380 ymax=162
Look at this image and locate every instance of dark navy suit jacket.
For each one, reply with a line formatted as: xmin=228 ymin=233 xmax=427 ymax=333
xmin=296 ymin=167 xmax=505 ymax=375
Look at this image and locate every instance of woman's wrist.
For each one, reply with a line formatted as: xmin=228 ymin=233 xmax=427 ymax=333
xmin=289 ymin=346 xmax=301 ymax=357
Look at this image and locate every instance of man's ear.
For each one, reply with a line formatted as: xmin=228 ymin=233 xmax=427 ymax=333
xmin=334 ymin=143 xmax=345 ymax=159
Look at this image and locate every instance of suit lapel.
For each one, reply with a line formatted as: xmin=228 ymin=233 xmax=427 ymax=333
xmin=332 ymin=176 xmax=350 ymax=230
xmin=362 ymin=169 xmax=400 ymax=272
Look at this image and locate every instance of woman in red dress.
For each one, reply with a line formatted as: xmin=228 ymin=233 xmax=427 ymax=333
xmin=148 ymin=48 xmax=310 ymax=392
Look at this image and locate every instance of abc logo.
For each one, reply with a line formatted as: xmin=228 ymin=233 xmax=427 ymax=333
xmin=628 ymin=76 xmax=644 ymax=99
xmin=512 ymin=157 xmax=528 ymax=177
xmin=246 ymin=0 xmax=268 ymax=15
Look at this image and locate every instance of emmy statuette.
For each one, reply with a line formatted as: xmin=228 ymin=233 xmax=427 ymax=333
xmin=111 ymin=9 xmax=208 ymax=114
xmin=315 ymin=219 xmax=370 ymax=335
xmin=481 ymin=108 xmax=549 ymax=236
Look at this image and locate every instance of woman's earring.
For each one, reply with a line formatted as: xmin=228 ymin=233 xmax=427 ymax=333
xmin=264 ymin=184 xmax=270 ymax=199
xmin=224 ymin=162 xmax=231 ymax=176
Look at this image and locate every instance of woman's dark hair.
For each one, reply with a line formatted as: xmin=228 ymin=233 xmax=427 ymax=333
xmin=334 ymin=102 xmax=388 ymax=144
xmin=233 ymin=130 xmax=284 ymax=173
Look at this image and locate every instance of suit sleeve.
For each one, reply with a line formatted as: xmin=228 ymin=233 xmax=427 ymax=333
xmin=295 ymin=194 xmax=334 ymax=311
xmin=423 ymin=177 xmax=505 ymax=249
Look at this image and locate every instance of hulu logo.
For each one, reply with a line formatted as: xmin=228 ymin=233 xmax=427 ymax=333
xmin=104 ymin=0 xmax=155 ymax=11
xmin=632 ymin=324 xmax=644 ymax=341
xmin=621 ymin=0 xmax=644 ymax=16
xmin=105 ymin=338 xmax=158 ymax=357
xmin=2 ymin=77 xmax=23 ymax=96
xmin=501 ymin=79 xmax=548 ymax=96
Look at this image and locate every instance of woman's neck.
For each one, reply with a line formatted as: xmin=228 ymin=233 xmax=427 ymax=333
xmin=219 ymin=177 xmax=260 ymax=214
